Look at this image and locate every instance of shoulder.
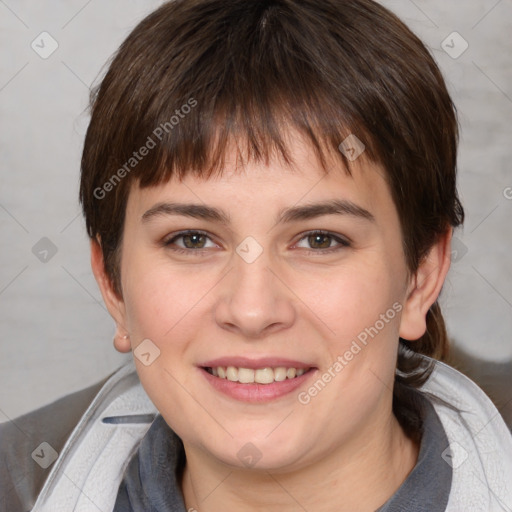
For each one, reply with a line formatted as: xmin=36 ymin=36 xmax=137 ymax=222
xmin=422 ymin=357 xmax=511 ymax=431
xmin=419 ymin=357 xmax=512 ymax=510
xmin=0 ymin=376 xmax=110 ymax=512
xmin=420 ymin=356 xmax=512 ymax=444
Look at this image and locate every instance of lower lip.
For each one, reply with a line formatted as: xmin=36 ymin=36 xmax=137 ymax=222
xmin=200 ymin=367 xmax=317 ymax=403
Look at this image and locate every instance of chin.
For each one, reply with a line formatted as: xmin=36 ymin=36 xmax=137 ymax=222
xmin=204 ymin=428 xmax=311 ymax=471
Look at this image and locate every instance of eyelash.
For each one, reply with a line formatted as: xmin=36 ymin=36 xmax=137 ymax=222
xmin=162 ymin=229 xmax=351 ymax=255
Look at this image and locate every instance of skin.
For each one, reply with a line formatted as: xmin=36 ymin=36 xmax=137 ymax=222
xmin=92 ymin=134 xmax=452 ymax=511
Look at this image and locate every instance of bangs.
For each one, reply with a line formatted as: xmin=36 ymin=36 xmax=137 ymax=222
xmin=134 ymin=81 xmax=373 ymax=187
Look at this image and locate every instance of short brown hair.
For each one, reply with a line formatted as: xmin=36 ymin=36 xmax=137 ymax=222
xmin=80 ymin=0 xmax=464 ymax=438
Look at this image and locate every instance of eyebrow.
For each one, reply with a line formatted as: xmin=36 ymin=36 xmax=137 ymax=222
xmin=141 ymin=199 xmax=374 ymax=225
xmin=277 ymin=199 xmax=374 ymax=223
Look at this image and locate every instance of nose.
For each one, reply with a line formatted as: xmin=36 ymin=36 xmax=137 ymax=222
xmin=214 ymin=250 xmax=296 ymax=339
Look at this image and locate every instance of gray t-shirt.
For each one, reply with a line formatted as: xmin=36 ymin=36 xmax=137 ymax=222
xmin=376 ymin=392 xmax=452 ymax=511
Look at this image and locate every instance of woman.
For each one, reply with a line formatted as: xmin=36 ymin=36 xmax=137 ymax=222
xmin=2 ymin=0 xmax=512 ymax=510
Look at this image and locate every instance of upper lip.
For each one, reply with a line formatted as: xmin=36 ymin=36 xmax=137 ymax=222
xmin=200 ymin=357 xmax=315 ymax=370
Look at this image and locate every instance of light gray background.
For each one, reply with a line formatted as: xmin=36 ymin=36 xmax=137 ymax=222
xmin=0 ymin=0 xmax=511 ymax=421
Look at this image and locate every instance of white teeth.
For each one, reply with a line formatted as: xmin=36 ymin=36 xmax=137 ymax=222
xmin=238 ymin=367 xmax=255 ymax=383
xmin=274 ymin=367 xmax=287 ymax=382
xmin=255 ymin=368 xmax=274 ymax=384
xmin=226 ymin=366 xmax=238 ymax=382
xmin=208 ymin=365 xmax=309 ymax=384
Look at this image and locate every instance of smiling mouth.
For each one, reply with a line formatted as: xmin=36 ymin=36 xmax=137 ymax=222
xmin=203 ymin=366 xmax=313 ymax=384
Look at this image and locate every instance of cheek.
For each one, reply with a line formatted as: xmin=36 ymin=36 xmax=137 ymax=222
xmin=298 ymin=268 xmax=403 ymax=441
xmin=119 ymin=255 xmax=214 ymax=423
xmin=297 ymin=262 xmax=402 ymax=345
xmin=295 ymin=258 xmax=404 ymax=411
xmin=121 ymin=253 xmax=212 ymax=341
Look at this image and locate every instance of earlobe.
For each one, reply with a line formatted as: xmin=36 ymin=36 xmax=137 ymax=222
xmin=399 ymin=229 xmax=453 ymax=341
xmin=113 ymin=333 xmax=132 ymax=353
xmin=90 ymin=237 xmax=128 ymax=343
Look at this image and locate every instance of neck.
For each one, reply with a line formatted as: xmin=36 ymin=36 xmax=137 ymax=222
xmin=180 ymin=413 xmax=419 ymax=512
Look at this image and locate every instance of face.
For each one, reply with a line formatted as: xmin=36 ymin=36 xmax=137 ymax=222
xmin=100 ymin=135 xmax=428 ymax=471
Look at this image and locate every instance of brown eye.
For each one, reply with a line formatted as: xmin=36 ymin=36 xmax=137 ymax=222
xmin=182 ymin=233 xmax=207 ymax=249
xmin=307 ymin=233 xmax=333 ymax=249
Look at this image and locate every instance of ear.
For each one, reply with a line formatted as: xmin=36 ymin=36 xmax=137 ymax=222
xmin=399 ymin=229 xmax=452 ymax=341
xmin=90 ymin=238 xmax=131 ymax=353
